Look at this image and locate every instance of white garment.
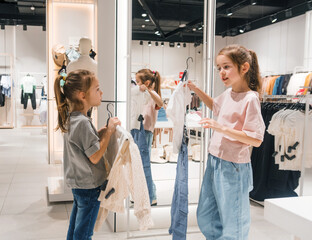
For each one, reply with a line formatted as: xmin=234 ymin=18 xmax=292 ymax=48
xmin=21 ymin=75 xmax=36 ymax=94
xmin=286 ymin=73 xmax=309 ymax=95
xmin=66 ymin=55 xmax=97 ymax=75
xmin=130 ymin=85 xmax=151 ymax=130
xmin=166 ymin=81 xmax=192 ymax=154
xmin=0 ymin=75 xmax=11 ymax=89
xmin=41 ymin=76 xmax=47 ymax=96
xmin=95 ymin=126 xmax=153 ymax=231
xmin=39 ymin=99 xmax=47 ymax=124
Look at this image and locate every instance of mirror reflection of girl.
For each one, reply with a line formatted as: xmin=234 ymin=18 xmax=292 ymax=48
xmin=134 ymin=69 xmax=163 ymax=205
xmin=187 ymin=45 xmax=265 ymax=240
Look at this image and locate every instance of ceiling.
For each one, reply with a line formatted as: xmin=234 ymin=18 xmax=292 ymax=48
xmin=0 ymin=0 xmax=311 ymax=41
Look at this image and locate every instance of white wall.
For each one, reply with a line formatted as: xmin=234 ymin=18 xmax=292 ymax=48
xmin=224 ymin=14 xmax=306 ymax=75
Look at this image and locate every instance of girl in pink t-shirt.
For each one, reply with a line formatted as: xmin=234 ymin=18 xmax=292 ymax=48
xmin=187 ymin=45 xmax=265 ymax=240
xmin=135 ymin=69 xmax=163 ymax=205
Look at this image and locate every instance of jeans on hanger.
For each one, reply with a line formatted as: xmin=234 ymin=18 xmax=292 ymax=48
xmin=67 ymin=186 xmax=101 ymax=240
xmin=197 ymin=154 xmax=253 ymax=240
xmin=131 ymin=119 xmax=154 ymax=204
xmin=169 ymin=130 xmax=188 ymax=240
xmin=22 ymin=88 xmax=36 ymax=110
xmin=145 ymin=130 xmax=157 ymax=202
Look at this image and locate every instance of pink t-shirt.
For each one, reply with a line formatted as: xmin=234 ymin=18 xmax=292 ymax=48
xmin=143 ymin=99 xmax=158 ymax=132
xmin=209 ymin=88 xmax=265 ymax=163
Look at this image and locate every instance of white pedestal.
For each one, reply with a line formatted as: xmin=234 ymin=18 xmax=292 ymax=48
xmin=264 ymin=196 xmax=312 ymax=240
xmin=47 ymin=176 xmax=73 ymax=202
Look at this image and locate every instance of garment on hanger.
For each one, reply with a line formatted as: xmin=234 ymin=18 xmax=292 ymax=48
xmin=287 ymin=73 xmax=310 ymax=95
xmin=0 ymin=85 xmax=4 ymax=107
xmin=20 ymin=75 xmax=37 ymax=110
xmin=272 ymin=76 xmax=284 ymax=95
xmin=281 ymin=74 xmax=292 ymax=95
xmin=95 ymin=126 xmax=153 ymax=232
xmin=66 ymin=47 xmax=80 ymax=63
xmin=130 ymin=116 xmax=154 ymax=204
xmin=166 ymin=81 xmax=192 ymax=154
xmin=169 ymin=127 xmax=189 ymax=240
xmin=0 ymin=75 xmax=11 ymax=97
xmin=250 ymin=103 xmax=301 ymax=201
xmin=266 ymin=76 xmax=279 ymax=95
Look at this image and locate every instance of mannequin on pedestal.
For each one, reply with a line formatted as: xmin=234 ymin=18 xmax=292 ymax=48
xmin=67 ymin=37 xmax=97 ymax=75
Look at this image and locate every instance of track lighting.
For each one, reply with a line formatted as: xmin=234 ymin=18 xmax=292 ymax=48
xmin=161 ymin=42 xmax=164 ymax=47
xmin=169 ymin=42 xmax=175 ymax=48
xmin=139 ymin=40 xmax=143 ymax=45
xmin=23 ymin=24 xmax=27 ymax=31
xmin=1 ymin=24 xmax=5 ymax=30
xmin=148 ymin=41 xmax=151 ymax=46
xmin=141 ymin=13 xmax=147 ymax=17
xmin=141 ymin=24 xmax=145 ymax=28
xmin=30 ymin=5 xmax=35 ymax=11
xmin=183 ymin=43 xmax=186 ymax=48
xmin=239 ymin=27 xmax=245 ymax=33
xmin=270 ymin=14 xmax=277 ymax=23
xmin=226 ymin=8 xmax=233 ymax=16
xmin=177 ymin=43 xmax=181 ymax=48
xmin=155 ymin=42 xmax=159 ymax=46
xmin=145 ymin=19 xmax=150 ymax=22
xmin=251 ymin=0 xmax=257 ymax=6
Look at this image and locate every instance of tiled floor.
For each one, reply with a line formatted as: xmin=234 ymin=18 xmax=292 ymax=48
xmin=0 ymin=128 xmax=294 ymax=239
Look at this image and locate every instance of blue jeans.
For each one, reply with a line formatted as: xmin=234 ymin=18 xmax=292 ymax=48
xmin=131 ymin=121 xmax=154 ymax=204
xmin=145 ymin=130 xmax=157 ymax=201
xmin=197 ymin=154 xmax=253 ymax=240
xmin=169 ymin=135 xmax=188 ymax=240
xmin=67 ymin=187 xmax=101 ymax=240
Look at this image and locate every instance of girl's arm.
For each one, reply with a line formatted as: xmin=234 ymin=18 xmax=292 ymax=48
xmin=147 ymin=89 xmax=163 ymax=107
xmin=187 ymin=81 xmax=213 ymax=110
xmin=89 ymin=117 xmax=121 ymax=164
xmin=199 ymin=118 xmax=262 ymax=147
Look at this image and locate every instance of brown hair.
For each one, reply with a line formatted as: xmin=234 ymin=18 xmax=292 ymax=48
xmin=54 ymin=70 xmax=95 ymax=132
xmin=218 ymin=44 xmax=262 ymax=93
xmin=136 ymin=69 xmax=161 ymax=97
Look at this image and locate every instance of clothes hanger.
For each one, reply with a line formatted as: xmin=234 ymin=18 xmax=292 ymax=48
xmin=180 ymin=57 xmax=194 ymax=82
xmin=106 ymin=103 xmax=114 ymax=126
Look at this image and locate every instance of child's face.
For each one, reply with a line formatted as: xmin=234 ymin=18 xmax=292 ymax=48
xmin=216 ymin=55 xmax=242 ymax=88
xmin=135 ymin=74 xmax=150 ymax=87
xmin=86 ymin=78 xmax=102 ymax=107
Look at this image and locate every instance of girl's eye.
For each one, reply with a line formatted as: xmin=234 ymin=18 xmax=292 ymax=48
xmin=217 ymin=67 xmax=221 ymax=71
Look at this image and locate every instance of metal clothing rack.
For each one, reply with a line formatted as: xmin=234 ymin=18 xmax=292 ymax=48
xmin=262 ymin=94 xmax=312 ymax=196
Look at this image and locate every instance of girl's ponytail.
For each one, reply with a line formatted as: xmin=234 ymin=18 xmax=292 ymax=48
xmin=153 ymin=71 xmax=161 ymax=97
xmin=246 ymin=50 xmax=262 ymax=94
xmin=54 ymin=75 xmax=70 ymax=132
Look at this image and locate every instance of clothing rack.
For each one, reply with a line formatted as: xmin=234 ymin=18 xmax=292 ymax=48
xmin=262 ymin=94 xmax=312 ymax=196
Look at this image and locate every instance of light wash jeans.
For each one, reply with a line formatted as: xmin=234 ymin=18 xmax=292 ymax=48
xmin=67 ymin=186 xmax=101 ymax=240
xmin=197 ymin=154 xmax=253 ymax=240
xmin=145 ymin=130 xmax=157 ymax=202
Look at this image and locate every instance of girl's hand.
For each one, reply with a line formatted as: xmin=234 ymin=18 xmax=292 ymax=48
xmin=98 ymin=127 xmax=107 ymax=139
xmin=107 ymin=117 xmax=121 ymax=134
xmin=187 ymin=80 xmax=197 ymax=91
xmin=199 ymin=118 xmax=223 ymax=132
xmin=139 ymin=84 xmax=147 ymax=92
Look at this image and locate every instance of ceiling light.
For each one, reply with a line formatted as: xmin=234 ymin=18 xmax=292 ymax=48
xmin=198 ymin=26 xmax=203 ymax=30
xmin=251 ymin=0 xmax=257 ymax=5
xmin=226 ymin=8 xmax=233 ymax=16
xmin=139 ymin=40 xmax=143 ymax=45
xmin=183 ymin=43 xmax=186 ymax=48
xmin=161 ymin=42 xmax=164 ymax=47
xmin=179 ymin=24 xmax=186 ymax=28
xmin=285 ymin=8 xmax=292 ymax=18
xmin=30 ymin=5 xmax=35 ymax=11
xmin=145 ymin=19 xmax=150 ymax=22
xmin=192 ymin=28 xmax=196 ymax=31
xmin=148 ymin=41 xmax=152 ymax=46
xmin=155 ymin=30 xmax=159 ymax=35
xmin=169 ymin=42 xmax=175 ymax=48
xmin=177 ymin=43 xmax=181 ymax=48
xmin=23 ymin=25 xmax=27 ymax=31
xmin=239 ymin=27 xmax=245 ymax=33
xmin=155 ymin=42 xmax=159 ymax=46
xmin=141 ymin=13 xmax=147 ymax=17
xmin=141 ymin=24 xmax=145 ymax=28
xmin=270 ymin=14 xmax=277 ymax=23
xmin=1 ymin=24 xmax=5 ymax=30
xmin=245 ymin=23 xmax=251 ymax=31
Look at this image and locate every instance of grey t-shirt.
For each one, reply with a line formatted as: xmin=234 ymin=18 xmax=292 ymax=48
xmin=63 ymin=111 xmax=106 ymax=189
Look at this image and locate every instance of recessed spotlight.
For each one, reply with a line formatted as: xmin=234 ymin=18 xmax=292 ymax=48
xmin=30 ymin=5 xmax=35 ymax=11
xmin=226 ymin=8 xmax=233 ymax=16
xmin=145 ymin=19 xmax=150 ymax=22
xmin=148 ymin=41 xmax=152 ymax=46
xmin=183 ymin=43 xmax=186 ymax=48
xmin=192 ymin=28 xmax=196 ymax=31
xmin=141 ymin=24 xmax=145 ymax=28
xmin=270 ymin=14 xmax=277 ymax=23
xmin=142 ymin=13 xmax=147 ymax=17
xmin=179 ymin=24 xmax=186 ymax=28
xmin=140 ymin=40 xmax=143 ymax=45
xmin=251 ymin=0 xmax=257 ymax=5
xmin=155 ymin=42 xmax=159 ymax=46
xmin=177 ymin=43 xmax=181 ymax=48
xmin=161 ymin=42 xmax=164 ymax=47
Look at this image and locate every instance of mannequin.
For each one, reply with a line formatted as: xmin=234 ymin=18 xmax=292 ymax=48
xmin=66 ymin=37 xmax=97 ymax=75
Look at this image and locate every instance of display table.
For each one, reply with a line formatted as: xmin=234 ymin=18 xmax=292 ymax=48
xmin=264 ymin=196 xmax=312 ymax=240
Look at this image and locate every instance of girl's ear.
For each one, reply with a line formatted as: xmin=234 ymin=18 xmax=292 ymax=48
xmin=241 ymin=62 xmax=250 ymax=75
xmin=77 ymin=91 xmax=86 ymax=100
xmin=145 ymin=80 xmax=151 ymax=87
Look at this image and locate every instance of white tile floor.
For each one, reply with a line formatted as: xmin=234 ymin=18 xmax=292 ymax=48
xmin=0 ymin=128 xmax=294 ymax=239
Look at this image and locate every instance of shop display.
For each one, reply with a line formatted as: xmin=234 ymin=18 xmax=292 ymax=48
xmin=20 ymin=74 xmax=37 ymax=110
xmin=52 ymin=43 xmax=66 ymax=67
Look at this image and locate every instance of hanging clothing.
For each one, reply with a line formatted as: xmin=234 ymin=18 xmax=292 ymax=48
xmin=95 ymin=126 xmax=153 ymax=231
xmin=287 ymin=73 xmax=309 ymax=95
xmin=166 ymin=81 xmax=192 ymax=154
xmin=250 ymin=103 xmax=301 ymax=201
xmin=266 ymin=76 xmax=279 ymax=95
xmin=169 ymin=127 xmax=189 ymax=240
xmin=0 ymin=85 xmax=4 ymax=107
xmin=142 ymin=98 xmax=159 ymax=132
xmin=21 ymin=87 xmax=36 ymax=110
xmin=281 ymin=74 xmax=292 ymax=95
xmin=272 ymin=76 xmax=284 ymax=95
xmin=0 ymin=75 xmax=11 ymax=97
xmin=131 ymin=117 xmax=154 ymax=204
